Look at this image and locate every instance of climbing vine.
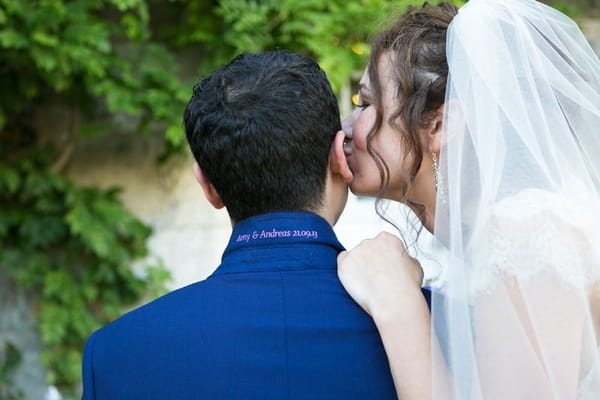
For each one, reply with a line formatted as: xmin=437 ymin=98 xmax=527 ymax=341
xmin=0 ymin=154 xmax=170 ymax=392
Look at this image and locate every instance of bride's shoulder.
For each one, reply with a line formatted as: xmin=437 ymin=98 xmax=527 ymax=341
xmin=491 ymin=182 xmax=599 ymax=230
xmin=470 ymin=181 xmax=600 ymax=291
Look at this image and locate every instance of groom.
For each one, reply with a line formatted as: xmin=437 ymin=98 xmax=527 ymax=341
xmin=81 ymin=51 xmax=399 ymax=399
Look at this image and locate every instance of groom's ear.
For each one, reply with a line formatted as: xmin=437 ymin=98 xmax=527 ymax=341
xmin=193 ymin=162 xmax=225 ymax=209
xmin=426 ymin=104 xmax=444 ymax=154
xmin=329 ymin=130 xmax=353 ymax=183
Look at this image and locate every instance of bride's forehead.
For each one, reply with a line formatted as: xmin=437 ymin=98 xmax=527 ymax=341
xmin=377 ymin=56 xmax=400 ymax=101
xmin=362 ymin=55 xmax=397 ymax=92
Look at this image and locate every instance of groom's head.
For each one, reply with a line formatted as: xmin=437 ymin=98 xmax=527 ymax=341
xmin=184 ymin=51 xmax=348 ymax=223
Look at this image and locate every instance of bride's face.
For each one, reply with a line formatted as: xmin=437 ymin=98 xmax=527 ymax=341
xmin=342 ymin=55 xmax=416 ymax=201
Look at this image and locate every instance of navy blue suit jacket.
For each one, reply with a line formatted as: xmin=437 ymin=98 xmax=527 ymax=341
xmin=82 ymin=211 xmax=425 ymax=399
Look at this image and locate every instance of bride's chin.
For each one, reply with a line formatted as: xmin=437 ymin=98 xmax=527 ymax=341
xmin=348 ymin=183 xmax=377 ymax=198
xmin=347 ymin=183 xmax=363 ymax=196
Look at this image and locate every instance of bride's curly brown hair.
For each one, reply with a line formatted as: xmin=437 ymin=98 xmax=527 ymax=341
xmin=367 ymin=2 xmax=457 ymax=237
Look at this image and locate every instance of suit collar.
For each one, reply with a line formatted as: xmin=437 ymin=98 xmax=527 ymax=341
xmin=212 ymin=211 xmax=345 ymax=275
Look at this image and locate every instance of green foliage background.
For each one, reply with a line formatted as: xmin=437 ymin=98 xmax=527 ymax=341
xmin=0 ymin=0 xmax=466 ymax=395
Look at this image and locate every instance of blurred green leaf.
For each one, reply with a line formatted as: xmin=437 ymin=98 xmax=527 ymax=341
xmin=0 ymin=158 xmax=169 ymax=392
xmin=0 ymin=165 xmax=20 ymax=194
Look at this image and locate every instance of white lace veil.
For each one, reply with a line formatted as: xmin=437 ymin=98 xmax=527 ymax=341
xmin=431 ymin=0 xmax=600 ymax=398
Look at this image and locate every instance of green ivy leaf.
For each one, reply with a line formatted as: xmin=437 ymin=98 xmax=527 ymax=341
xmin=66 ymin=203 xmax=115 ymax=259
xmin=0 ymin=165 xmax=20 ymax=194
xmin=32 ymin=30 xmax=59 ymax=47
xmin=39 ymin=302 xmax=69 ymax=345
xmin=19 ymin=215 xmax=67 ymax=248
xmin=0 ymin=29 xmax=27 ymax=48
xmin=165 ymin=124 xmax=184 ymax=148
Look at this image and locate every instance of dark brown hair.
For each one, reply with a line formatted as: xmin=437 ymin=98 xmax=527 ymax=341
xmin=367 ymin=2 xmax=457 ymax=233
xmin=184 ymin=51 xmax=340 ymax=222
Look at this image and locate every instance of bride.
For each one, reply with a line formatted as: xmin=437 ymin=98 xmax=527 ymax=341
xmin=338 ymin=0 xmax=600 ymax=398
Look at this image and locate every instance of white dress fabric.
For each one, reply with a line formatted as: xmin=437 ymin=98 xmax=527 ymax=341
xmin=431 ymin=0 xmax=600 ymax=398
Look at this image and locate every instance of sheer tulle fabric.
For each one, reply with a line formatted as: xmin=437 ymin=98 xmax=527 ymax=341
xmin=431 ymin=0 xmax=600 ymax=398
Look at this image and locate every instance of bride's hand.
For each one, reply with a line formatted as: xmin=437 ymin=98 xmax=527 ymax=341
xmin=337 ymin=232 xmax=424 ymax=319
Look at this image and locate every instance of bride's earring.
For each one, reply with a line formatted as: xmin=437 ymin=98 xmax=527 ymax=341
xmin=432 ymin=152 xmax=446 ymax=204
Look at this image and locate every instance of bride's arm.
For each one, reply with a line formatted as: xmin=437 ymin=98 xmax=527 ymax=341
xmin=372 ymin=287 xmax=433 ymax=400
xmin=470 ymin=273 xmax=590 ymax=398
xmin=337 ymin=232 xmax=436 ymax=399
xmin=461 ymin=200 xmax=600 ymax=398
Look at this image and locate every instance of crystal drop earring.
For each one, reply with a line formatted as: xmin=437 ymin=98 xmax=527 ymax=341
xmin=432 ymin=152 xmax=446 ymax=204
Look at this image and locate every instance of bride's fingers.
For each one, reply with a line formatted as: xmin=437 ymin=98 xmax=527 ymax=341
xmin=337 ymin=231 xmax=425 ymax=316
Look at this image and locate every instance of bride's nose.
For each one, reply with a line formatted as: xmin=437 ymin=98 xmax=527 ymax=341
xmin=341 ymin=112 xmax=354 ymax=137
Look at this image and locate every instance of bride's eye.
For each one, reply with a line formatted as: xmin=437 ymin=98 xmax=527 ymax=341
xmin=352 ymin=93 xmax=371 ymax=109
